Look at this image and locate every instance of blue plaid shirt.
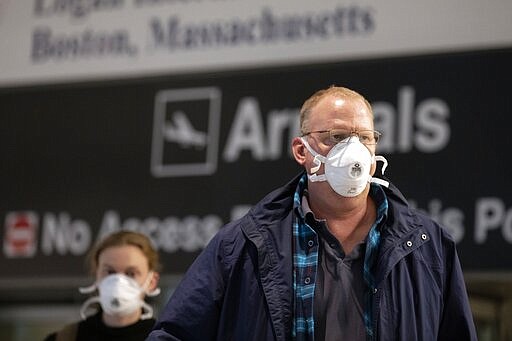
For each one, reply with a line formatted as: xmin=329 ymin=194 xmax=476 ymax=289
xmin=292 ymin=174 xmax=388 ymax=341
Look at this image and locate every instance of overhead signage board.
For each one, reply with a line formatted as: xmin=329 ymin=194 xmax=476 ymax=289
xmin=0 ymin=0 xmax=511 ymax=87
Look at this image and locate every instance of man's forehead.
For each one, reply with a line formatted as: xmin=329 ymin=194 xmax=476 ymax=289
xmin=314 ymin=94 xmax=368 ymax=113
xmin=334 ymin=98 xmax=345 ymax=107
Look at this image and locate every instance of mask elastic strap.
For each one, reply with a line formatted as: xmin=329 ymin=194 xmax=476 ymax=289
xmin=308 ymin=173 xmax=327 ymax=182
xmin=79 ymin=296 xmax=100 ymax=320
xmin=375 ymin=155 xmax=388 ymax=175
xmin=301 ymin=137 xmax=326 ymax=177
xmin=139 ymin=272 xmax=159 ymax=319
xmin=140 ymin=302 xmax=154 ymax=320
xmin=141 ymin=271 xmax=161 ymax=297
xmin=370 ymin=177 xmax=389 ymax=187
xmin=370 ymin=155 xmax=390 ymax=188
xmin=78 ymin=283 xmax=97 ymax=294
xmin=146 ymin=287 xmax=161 ymax=297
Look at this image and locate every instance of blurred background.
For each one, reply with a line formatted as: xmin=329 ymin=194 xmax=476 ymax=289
xmin=1 ymin=0 xmax=511 ymax=340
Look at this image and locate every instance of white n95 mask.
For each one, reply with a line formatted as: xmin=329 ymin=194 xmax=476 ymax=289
xmin=301 ymin=136 xmax=389 ymax=197
xmin=79 ymin=272 xmax=160 ymax=320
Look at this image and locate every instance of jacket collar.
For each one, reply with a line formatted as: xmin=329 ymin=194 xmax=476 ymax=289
xmin=374 ymin=184 xmax=430 ymax=285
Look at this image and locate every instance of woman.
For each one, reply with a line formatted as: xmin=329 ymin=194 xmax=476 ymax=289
xmin=44 ymin=231 xmax=161 ymax=341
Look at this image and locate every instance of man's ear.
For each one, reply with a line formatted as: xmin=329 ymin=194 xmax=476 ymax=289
xmin=292 ymin=137 xmax=307 ymax=165
xmin=370 ymin=157 xmax=377 ymax=176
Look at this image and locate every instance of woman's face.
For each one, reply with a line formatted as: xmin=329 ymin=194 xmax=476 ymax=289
xmin=96 ymin=245 xmax=151 ymax=287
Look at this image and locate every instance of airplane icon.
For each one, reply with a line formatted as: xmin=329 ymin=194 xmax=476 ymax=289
xmin=162 ymin=110 xmax=207 ymax=149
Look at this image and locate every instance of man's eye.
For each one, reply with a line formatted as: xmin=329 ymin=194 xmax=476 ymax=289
xmin=331 ymin=131 xmax=348 ymax=142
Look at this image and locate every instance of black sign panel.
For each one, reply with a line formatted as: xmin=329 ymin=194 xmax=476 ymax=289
xmin=1 ymin=48 xmax=511 ymax=283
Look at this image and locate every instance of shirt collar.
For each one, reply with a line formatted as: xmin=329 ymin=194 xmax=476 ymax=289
xmin=294 ymin=179 xmax=388 ymax=228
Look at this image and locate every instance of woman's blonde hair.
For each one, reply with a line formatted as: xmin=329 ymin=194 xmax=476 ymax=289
xmin=86 ymin=231 xmax=161 ymax=275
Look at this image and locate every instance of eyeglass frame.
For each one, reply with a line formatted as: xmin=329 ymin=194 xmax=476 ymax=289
xmin=301 ymin=128 xmax=382 ymax=145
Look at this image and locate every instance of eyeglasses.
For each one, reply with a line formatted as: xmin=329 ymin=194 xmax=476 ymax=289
xmin=302 ymin=129 xmax=381 ymax=145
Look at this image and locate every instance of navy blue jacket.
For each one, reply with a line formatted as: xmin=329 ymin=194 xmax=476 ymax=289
xmin=147 ymin=173 xmax=477 ymax=341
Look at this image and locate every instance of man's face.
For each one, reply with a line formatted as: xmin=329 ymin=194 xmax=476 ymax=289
xmin=301 ymin=94 xmax=377 ymax=175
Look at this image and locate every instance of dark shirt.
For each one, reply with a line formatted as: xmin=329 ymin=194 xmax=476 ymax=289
xmin=43 ymin=311 xmax=156 ymax=341
xmin=303 ymin=196 xmax=366 ymax=341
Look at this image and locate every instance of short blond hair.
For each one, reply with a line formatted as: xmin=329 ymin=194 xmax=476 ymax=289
xmin=299 ymin=85 xmax=373 ymax=135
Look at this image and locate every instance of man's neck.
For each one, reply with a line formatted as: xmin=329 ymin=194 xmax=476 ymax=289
xmin=308 ymin=183 xmax=376 ymax=254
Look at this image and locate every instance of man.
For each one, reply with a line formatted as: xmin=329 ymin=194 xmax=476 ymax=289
xmin=147 ymin=86 xmax=477 ymax=340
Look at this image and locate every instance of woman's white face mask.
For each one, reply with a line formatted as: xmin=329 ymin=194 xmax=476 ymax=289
xmin=78 ymin=272 xmax=160 ymax=320
xmin=301 ymin=136 xmax=389 ymax=197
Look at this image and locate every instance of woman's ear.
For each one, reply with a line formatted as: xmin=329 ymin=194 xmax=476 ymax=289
xmin=148 ymin=272 xmax=160 ymax=292
xmin=292 ymin=137 xmax=307 ymax=165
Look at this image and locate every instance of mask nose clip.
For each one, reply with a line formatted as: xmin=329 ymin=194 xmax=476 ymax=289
xmin=347 ymin=135 xmax=360 ymax=143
